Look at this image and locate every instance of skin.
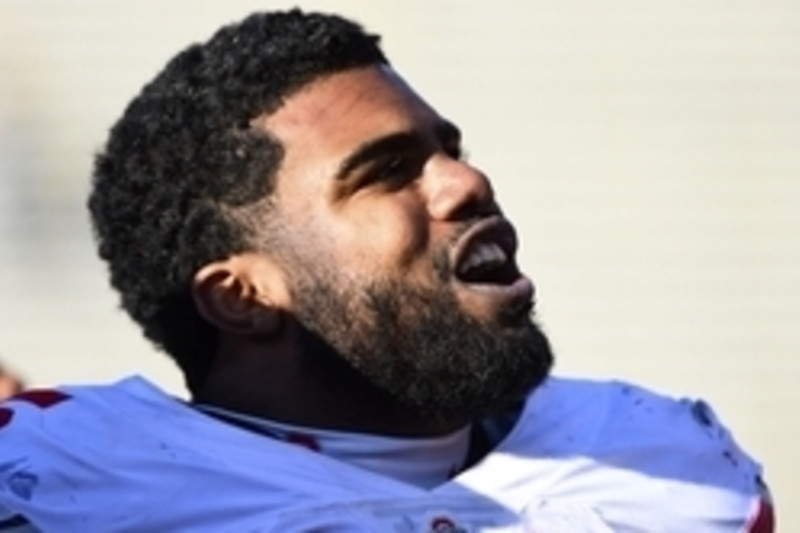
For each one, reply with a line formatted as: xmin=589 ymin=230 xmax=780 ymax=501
xmin=0 ymin=366 xmax=23 ymax=401
xmin=192 ymin=66 xmax=539 ymax=436
xmin=263 ymin=66 xmax=489 ymax=298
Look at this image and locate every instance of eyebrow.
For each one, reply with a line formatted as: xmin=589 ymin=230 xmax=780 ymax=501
xmin=334 ymin=120 xmax=462 ymax=181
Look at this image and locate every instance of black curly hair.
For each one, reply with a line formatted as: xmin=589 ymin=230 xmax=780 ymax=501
xmin=88 ymin=9 xmax=388 ymax=393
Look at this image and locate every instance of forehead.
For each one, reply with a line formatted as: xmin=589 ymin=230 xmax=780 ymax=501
xmin=256 ymin=66 xmax=442 ymax=182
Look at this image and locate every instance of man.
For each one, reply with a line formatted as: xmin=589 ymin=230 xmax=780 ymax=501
xmin=0 ymin=9 xmax=772 ymax=532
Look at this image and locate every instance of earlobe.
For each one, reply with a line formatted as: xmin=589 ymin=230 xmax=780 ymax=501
xmin=192 ymin=256 xmax=284 ymax=336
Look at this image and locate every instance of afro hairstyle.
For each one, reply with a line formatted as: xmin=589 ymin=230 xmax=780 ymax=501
xmin=88 ymin=9 xmax=388 ymax=392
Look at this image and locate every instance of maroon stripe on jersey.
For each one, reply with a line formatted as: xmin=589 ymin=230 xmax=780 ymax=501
xmin=286 ymin=432 xmax=321 ymax=451
xmin=748 ymin=499 xmax=775 ymax=533
xmin=0 ymin=408 xmax=12 ymax=428
xmin=11 ymin=389 xmax=70 ymax=409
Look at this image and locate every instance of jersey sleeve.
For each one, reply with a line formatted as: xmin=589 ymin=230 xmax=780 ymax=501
xmin=600 ymin=382 xmax=774 ymax=532
xmin=0 ymin=391 xmax=72 ymax=533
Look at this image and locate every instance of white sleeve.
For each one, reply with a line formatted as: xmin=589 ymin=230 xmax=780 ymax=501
xmin=600 ymin=383 xmax=772 ymax=532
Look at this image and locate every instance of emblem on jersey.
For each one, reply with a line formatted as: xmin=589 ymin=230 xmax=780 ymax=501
xmin=7 ymin=471 xmax=38 ymax=501
xmin=428 ymin=515 xmax=468 ymax=533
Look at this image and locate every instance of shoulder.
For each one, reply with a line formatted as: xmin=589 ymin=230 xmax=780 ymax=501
xmin=0 ymin=378 xmax=376 ymax=531
xmin=512 ymin=376 xmax=773 ymax=532
xmin=0 ymin=384 xmax=88 ymax=531
xmin=0 ymin=381 xmax=117 ymax=446
xmin=522 ymin=376 xmax=759 ymax=468
xmin=0 ymin=377 xmax=185 ymax=532
xmin=0 ymin=376 xmax=172 ymax=447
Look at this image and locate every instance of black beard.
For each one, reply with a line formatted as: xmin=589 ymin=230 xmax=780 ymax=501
xmin=287 ymin=266 xmax=554 ymax=423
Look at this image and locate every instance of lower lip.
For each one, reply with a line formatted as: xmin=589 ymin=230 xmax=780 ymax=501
xmin=457 ymin=274 xmax=534 ymax=308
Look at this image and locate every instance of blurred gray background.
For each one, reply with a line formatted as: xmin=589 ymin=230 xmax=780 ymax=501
xmin=1 ymin=0 xmax=797 ymax=527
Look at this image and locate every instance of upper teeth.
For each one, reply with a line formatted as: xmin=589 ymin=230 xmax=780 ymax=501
xmin=459 ymin=242 xmax=508 ymax=275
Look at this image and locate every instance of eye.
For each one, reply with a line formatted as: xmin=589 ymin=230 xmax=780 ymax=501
xmin=369 ymin=153 xmax=422 ymax=188
xmin=376 ymin=155 xmax=408 ymax=178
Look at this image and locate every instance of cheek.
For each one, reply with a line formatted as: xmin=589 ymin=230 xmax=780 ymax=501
xmin=339 ymin=201 xmax=431 ymax=274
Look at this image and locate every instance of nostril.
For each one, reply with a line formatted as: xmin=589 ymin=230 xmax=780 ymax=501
xmin=450 ymin=197 xmax=500 ymax=222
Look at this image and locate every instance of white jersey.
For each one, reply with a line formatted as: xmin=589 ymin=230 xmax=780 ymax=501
xmin=0 ymin=376 xmax=772 ymax=532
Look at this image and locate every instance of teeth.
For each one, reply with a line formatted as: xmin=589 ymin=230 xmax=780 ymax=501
xmin=459 ymin=242 xmax=508 ymax=275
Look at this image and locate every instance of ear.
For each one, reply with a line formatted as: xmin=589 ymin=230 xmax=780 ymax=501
xmin=192 ymin=253 xmax=289 ymax=337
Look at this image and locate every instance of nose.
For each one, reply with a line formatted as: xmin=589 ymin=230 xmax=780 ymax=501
xmin=423 ymin=157 xmax=498 ymax=222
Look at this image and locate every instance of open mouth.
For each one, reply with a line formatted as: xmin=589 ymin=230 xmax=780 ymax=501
xmin=457 ymin=241 xmax=521 ymax=285
xmin=453 ymin=216 xmax=521 ymax=286
xmin=451 ymin=216 xmax=535 ymax=317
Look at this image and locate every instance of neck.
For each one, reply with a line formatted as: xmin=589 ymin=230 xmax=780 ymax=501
xmin=193 ymin=333 xmax=467 ymax=437
xmin=196 ymin=404 xmax=473 ymax=488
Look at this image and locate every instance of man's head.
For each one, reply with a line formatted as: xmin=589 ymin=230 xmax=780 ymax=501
xmin=89 ymin=10 xmax=388 ymax=391
xmin=90 ymin=9 xmax=552 ymax=429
